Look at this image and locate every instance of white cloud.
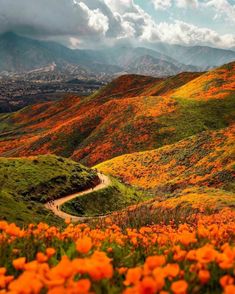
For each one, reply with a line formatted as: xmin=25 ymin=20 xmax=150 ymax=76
xmin=0 ymin=0 xmax=234 ymax=48
xmin=78 ymin=2 xmax=109 ymax=35
xmin=152 ymin=0 xmax=172 ymax=10
xmin=205 ymin=0 xmax=235 ymax=24
xmin=143 ymin=20 xmax=235 ymax=48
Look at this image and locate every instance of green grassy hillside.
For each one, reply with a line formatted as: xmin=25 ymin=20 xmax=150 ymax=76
xmin=61 ymin=177 xmax=149 ymax=217
xmin=0 ymin=155 xmax=98 ymax=225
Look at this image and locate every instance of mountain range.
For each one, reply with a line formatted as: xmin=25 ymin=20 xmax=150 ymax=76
xmin=1 ymin=32 xmax=235 ymax=78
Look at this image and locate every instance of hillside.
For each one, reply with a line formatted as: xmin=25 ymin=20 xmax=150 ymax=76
xmin=154 ymin=43 xmax=235 ymax=68
xmin=0 ymin=63 xmax=234 ymax=166
xmin=172 ymin=62 xmax=235 ymax=100
xmin=97 ymin=125 xmax=235 ymax=192
xmin=141 ymin=71 xmax=203 ymax=96
xmin=0 ymin=155 xmax=98 ymax=225
xmin=90 ymin=74 xmax=160 ymax=101
xmin=127 ymin=55 xmax=181 ymax=77
xmin=97 ymin=126 xmax=235 ymax=227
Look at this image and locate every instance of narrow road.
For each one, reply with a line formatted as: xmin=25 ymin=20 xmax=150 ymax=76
xmin=45 ymin=173 xmax=111 ymax=223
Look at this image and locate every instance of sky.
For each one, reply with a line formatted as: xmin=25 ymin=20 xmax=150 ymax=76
xmin=0 ymin=0 xmax=235 ymax=49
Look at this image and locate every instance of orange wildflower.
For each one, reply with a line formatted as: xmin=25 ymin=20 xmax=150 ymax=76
xmin=145 ymin=255 xmax=166 ymax=270
xmin=164 ymin=264 xmax=180 ymax=278
xmin=139 ymin=277 xmax=158 ymax=294
xmin=178 ymin=232 xmax=197 ymax=246
xmin=8 ymin=271 xmax=43 ymax=293
xmin=224 ymin=285 xmax=235 ymax=294
xmin=12 ymin=257 xmax=26 ymax=270
xmin=76 ymin=236 xmax=92 ymax=254
xmin=36 ymin=252 xmax=48 ymax=263
xmin=65 ymin=218 xmax=71 ymax=225
xmin=196 ymin=245 xmax=218 ymax=264
xmin=220 ymin=275 xmax=234 ymax=288
xmin=118 ymin=267 xmax=128 ymax=275
xmin=0 ymin=268 xmax=6 ymax=275
xmin=124 ymin=267 xmax=142 ymax=286
xmin=87 ymin=251 xmax=113 ymax=281
xmin=152 ymin=268 xmax=165 ymax=291
xmin=76 ymin=279 xmax=91 ymax=293
xmin=46 ymin=248 xmax=56 ymax=258
xmin=171 ymin=280 xmax=188 ymax=294
xmin=198 ymin=270 xmax=210 ymax=284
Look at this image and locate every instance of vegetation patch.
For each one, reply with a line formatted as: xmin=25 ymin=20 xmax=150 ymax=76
xmin=61 ymin=177 xmax=150 ymax=217
xmin=0 ymin=155 xmax=98 ymax=225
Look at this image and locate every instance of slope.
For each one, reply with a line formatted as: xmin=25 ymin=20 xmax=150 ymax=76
xmin=0 ymin=63 xmax=234 ymax=166
xmin=127 ymin=55 xmax=184 ymax=77
xmin=153 ymin=43 xmax=235 ymax=68
xmin=0 ymin=155 xmax=98 ymax=225
xmin=172 ymin=62 xmax=235 ymax=100
xmin=97 ymin=125 xmax=235 ymax=192
xmin=97 ymin=126 xmax=235 ymax=222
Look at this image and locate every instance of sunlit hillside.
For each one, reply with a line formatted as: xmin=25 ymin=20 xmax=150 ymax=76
xmin=97 ymin=125 xmax=235 ymax=192
xmin=0 ymin=62 xmax=234 ymax=166
xmin=172 ymin=63 xmax=235 ymax=100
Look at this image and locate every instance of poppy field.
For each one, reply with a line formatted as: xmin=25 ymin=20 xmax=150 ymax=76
xmin=0 ymin=207 xmax=235 ymax=294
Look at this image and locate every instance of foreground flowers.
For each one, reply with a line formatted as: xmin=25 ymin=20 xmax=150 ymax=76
xmin=0 ymin=208 xmax=235 ymax=293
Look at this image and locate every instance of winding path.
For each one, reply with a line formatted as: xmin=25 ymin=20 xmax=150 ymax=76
xmin=45 ymin=173 xmax=111 ymax=222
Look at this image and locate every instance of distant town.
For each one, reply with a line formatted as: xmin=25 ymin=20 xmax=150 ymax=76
xmin=0 ymin=73 xmax=107 ymax=112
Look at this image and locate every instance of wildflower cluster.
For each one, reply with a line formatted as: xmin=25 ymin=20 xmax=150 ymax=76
xmin=0 ymin=209 xmax=235 ymax=293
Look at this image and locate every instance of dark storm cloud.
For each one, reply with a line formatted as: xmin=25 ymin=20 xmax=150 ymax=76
xmin=0 ymin=0 xmax=110 ymax=37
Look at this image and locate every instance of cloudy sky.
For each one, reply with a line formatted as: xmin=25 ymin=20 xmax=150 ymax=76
xmin=0 ymin=0 xmax=235 ymax=49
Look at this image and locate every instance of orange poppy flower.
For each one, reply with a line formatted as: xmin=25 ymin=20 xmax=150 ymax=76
xmin=139 ymin=277 xmax=158 ymax=294
xmin=145 ymin=255 xmax=166 ymax=270
xmin=12 ymin=257 xmax=26 ymax=270
xmin=196 ymin=245 xmax=217 ymax=264
xmin=224 ymin=285 xmax=235 ymax=294
xmin=220 ymin=275 xmax=234 ymax=288
xmin=198 ymin=270 xmax=210 ymax=284
xmin=152 ymin=268 xmax=166 ymax=291
xmin=164 ymin=264 xmax=180 ymax=278
xmin=118 ymin=267 xmax=128 ymax=275
xmin=124 ymin=267 xmax=142 ymax=286
xmin=76 ymin=279 xmax=91 ymax=293
xmin=171 ymin=280 xmax=188 ymax=294
xmin=76 ymin=236 xmax=92 ymax=254
xmin=36 ymin=252 xmax=48 ymax=263
xmin=178 ymin=232 xmax=197 ymax=246
xmin=0 ymin=268 xmax=6 ymax=275
xmin=46 ymin=248 xmax=56 ymax=258
xmin=65 ymin=218 xmax=71 ymax=225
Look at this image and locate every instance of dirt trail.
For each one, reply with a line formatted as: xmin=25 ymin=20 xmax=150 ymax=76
xmin=45 ymin=173 xmax=111 ymax=223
